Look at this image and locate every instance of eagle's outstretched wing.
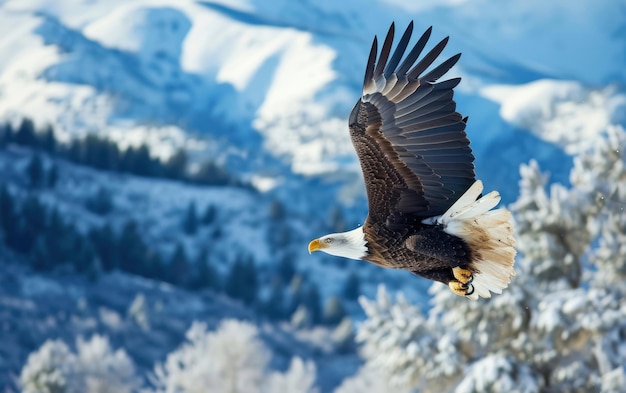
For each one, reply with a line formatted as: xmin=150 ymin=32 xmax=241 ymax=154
xmin=349 ymin=22 xmax=475 ymax=222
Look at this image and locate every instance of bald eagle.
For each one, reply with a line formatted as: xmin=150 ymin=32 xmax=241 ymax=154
xmin=308 ymin=22 xmax=516 ymax=300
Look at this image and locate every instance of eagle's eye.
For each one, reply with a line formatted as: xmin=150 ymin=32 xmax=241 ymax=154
xmin=324 ymin=238 xmax=333 ymax=244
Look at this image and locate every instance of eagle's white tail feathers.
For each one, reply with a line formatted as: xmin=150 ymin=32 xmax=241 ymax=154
xmin=433 ymin=180 xmax=517 ymax=300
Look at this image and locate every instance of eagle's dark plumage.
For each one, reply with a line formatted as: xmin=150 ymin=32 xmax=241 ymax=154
xmin=309 ymin=22 xmax=516 ymax=300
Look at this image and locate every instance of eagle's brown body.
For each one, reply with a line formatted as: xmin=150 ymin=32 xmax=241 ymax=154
xmin=362 ymin=219 xmax=473 ymax=286
xmin=308 ymin=22 xmax=516 ymax=299
xmin=350 ymin=97 xmax=473 ymax=284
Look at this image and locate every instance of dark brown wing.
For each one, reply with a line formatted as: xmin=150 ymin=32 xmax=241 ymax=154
xmin=349 ymin=21 xmax=475 ymax=223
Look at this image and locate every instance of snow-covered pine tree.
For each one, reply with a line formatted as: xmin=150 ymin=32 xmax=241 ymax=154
xmin=345 ymin=125 xmax=626 ymax=393
xmin=20 ymin=335 xmax=140 ymax=393
xmin=264 ymin=357 xmax=319 ymax=393
xmin=20 ymin=340 xmax=77 ymax=393
xmin=149 ymin=319 xmax=318 ymax=393
xmin=334 ymin=361 xmax=413 ymax=393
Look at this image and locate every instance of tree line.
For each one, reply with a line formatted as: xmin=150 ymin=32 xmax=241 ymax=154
xmin=0 ymin=118 xmax=354 ymax=326
xmin=0 ymin=118 xmax=248 ymax=188
xmin=0 ymin=183 xmax=349 ymax=327
xmin=0 ymin=184 xmax=213 ymax=287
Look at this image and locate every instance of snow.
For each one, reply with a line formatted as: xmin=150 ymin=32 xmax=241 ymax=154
xmin=265 ymin=357 xmax=318 ymax=393
xmin=20 ymin=275 xmax=70 ymax=298
xmin=483 ymin=80 xmax=626 ymax=154
xmin=150 ymin=319 xmax=320 ymax=393
xmin=106 ymin=124 xmax=201 ymax=161
xmin=20 ymin=335 xmax=140 ymax=393
xmin=455 ymin=355 xmax=540 ymax=393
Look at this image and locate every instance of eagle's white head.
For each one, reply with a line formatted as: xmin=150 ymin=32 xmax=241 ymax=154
xmin=308 ymin=226 xmax=368 ymax=260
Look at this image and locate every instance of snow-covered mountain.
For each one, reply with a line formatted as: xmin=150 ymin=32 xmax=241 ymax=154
xmin=1 ymin=0 xmax=625 ymax=390
xmin=1 ymin=0 xmax=624 ymax=198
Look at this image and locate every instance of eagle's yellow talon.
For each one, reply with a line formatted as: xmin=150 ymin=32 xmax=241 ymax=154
xmin=449 ymin=279 xmax=475 ymax=297
xmin=452 ymin=266 xmax=473 ymax=285
xmin=448 ymin=280 xmax=466 ymax=296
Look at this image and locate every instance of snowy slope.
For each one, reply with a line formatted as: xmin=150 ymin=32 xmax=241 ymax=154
xmin=0 ymin=145 xmax=431 ymax=305
xmin=0 ymin=258 xmax=360 ymax=391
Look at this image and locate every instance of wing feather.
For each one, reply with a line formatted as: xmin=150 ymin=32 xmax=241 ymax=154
xmin=397 ymin=26 xmax=432 ymax=76
xmin=362 ymin=37 xmax=378 ymax=94
xmin=384 ymin=22 xmax=414 ymax=77
xmin=373 ymin=23 xmax=395 ymax=80
xmin=421 ymin=53 xmax=461 ymax=82
xmin=408 ymin=37 xmax=449 ymax=79
xmin=349 ymin=22 xmax=475 ymax=222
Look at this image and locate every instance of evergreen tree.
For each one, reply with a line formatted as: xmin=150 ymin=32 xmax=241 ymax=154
xmin=65 ymin=138 xmax=82 ymax=163
xmin=268 ymin=199 xmax=286 ymax=221
xmin=25 ymin=203 xmax=90 ymax=273
xmin=71 ymin=237 xmax=98 ymax=276
xmin=225 ymin=258 xmax=243 ymax=300
xmin=31 ymin=235 xmax=50 ymax=271
xmin=189 ymin=246 xmax=219 ymax=290
xmin=40 ymin=125 xmax=56 ymax=154
xmin=201 ymin=204 xmax=216 ymax=225
xmin=132 ymin=144 xmax=156 ymax=177
xmin=0 ymin=185 xmax=17 ymax=246
xmin=60 ymin=228 xmax=87 ymax=270
xmin=226 ymin=255 xmax=258 ymax=305
xmin=83 ymin=134 xmax=118 ymax=170
xmin=182 ymin=201 xmax=198 ymax=235
xmin=268 ymin=224 xmax=291 ymax=248
xmin=85 ymin=187 xmax=114 ymax=215
xmin=342 ymin=271 xmax=361 ymax=301
xmin=47 ymin=163 xmax=59 ymax=188
xmin=258 ymin=277 xmax=287 ymax=320
xmin=240 ymin=257 xmax=259 ymax=305
xmin=117 ymin=220 xmax=148 ymax=276
xmin=26 ymin=153 xmax=44 ymax=188
xmin=168 ymin=243 xmax=190 ymax=287
xmin=302 ymin=283 xmax=322 ymax=325
xmin=44 ymin=207 xmax=75 ymax=266
xmin=278 ymin=254 xmax=296 ymax=283
xmin=119 ymin=146 xmax=137 ymax=173
xmin=163 ymin=149 xmax=188 ymax=179
xmin=191 ymin=161 xmax=233 ymax=186
xmin=14 ymin=118 xmax=37 ymax=147
xmin=14 ymin=195 xmax=47 ymax=253
xmin=89 ymin=224 xmax=118 ymax=272
xmin=145 ymin=251 xmax=166 ymax=281
xmin=0 ymin=123 xmax=11 ymax=147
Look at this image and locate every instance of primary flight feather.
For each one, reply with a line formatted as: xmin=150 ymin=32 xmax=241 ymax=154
xmin=308 ymin=22 xmax=516 ymax=300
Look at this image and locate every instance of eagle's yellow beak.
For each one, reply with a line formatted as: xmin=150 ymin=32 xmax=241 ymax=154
xmin=308 ymin=238 xmax=326 ymax=254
